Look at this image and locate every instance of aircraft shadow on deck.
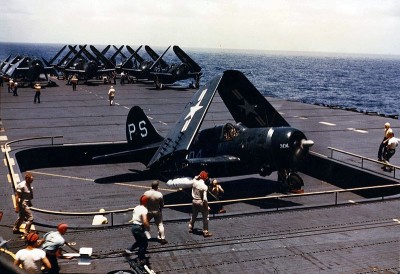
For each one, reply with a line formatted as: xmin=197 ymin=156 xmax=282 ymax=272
xmin=94 ymin=169 xmax=155 ymax=184
xmin=145 ymin=85 xmax=191 ymax=91
xmin=95 ymin=173 xmax=301 ymax=213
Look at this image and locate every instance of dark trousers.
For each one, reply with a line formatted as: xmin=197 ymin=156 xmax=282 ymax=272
xmin=129 ymin=224 xmax=148 ymax=259
xmin=45 ymin=252 xmax=60 ymax=274
xmin=34 ymin=91 xmax=40 ymax=103
xmin=378 ymin=137 xmax=388 ymax=160
xmin=383 ymin=149 xmax=395 ymax=162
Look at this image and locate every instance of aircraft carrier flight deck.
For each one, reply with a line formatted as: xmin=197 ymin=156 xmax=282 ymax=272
xmin=1 ymin=76 xmax=400 ymax=273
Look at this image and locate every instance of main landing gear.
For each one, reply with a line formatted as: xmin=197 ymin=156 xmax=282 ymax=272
xmin=278 ymin=169 xmax=304 ymax=194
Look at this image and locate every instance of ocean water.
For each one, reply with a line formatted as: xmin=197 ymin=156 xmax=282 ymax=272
xmin=1 ymin=42 xmax=399 ymax=117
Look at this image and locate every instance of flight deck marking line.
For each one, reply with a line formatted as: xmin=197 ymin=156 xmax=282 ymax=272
xmin=115 ymin=182 xmax=176 ymax=192
xmin=347 ymin=128 xmax=368 ymax=134
xmin=393 ymin=219 xmax=400 ymax=224
xmin=7 ymin=158 xmax=15 ymax=166
xmin=31 ymin=171 xmax=177 ymax=192
xmin=319 ymin=121 xmax=336 ymax=126
xmin=30 ymin=171 xmax=94 ymax=182
xmin=2 ymin=145 xmax=10 ymax=153
xmin=294 ymin=116 xmax=308 ymax=120
xmin=124 ymin=106 xmax=130 ymax=110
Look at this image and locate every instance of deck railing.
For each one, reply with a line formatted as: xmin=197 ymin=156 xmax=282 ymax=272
xmin=4 ymin=136 xmax=400 ymax=228
xmin=327 ymin=146 xmax=399 ymax=179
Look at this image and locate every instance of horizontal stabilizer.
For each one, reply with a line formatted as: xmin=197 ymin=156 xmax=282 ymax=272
xmin=92 ymin=142 xmax=161 ymax=161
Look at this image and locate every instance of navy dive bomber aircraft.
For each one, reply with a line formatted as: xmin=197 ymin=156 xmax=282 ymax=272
xmin=95 ymin=70 xmax=314 ymax=192
xmin=149 ymin=45 xmax=202 ymax=89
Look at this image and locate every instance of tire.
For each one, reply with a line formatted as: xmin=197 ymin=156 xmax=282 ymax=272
xmin=287 ymin=173 xmax=303 ymax=192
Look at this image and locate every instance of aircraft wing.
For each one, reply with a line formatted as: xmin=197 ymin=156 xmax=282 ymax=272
xmin=64 ymin=45 xmax=87 ymax=69
xmin=217 ymin=70 xmax=290 ymax=128
xmin=99 ymin=68 xmax=116 ymax=74
xmin=6 ymin=57 xmax=27 ymax=76
xmin=126 ymin=45 xmax=145 ymax=64
xmin=173 ymin=46 xmax=201 ymax=73
xmin=186 ymin=155 xmax=240 ymax=165
xmin=56 ymin=45 xmax=76 ymax=67
xmin=64 ymin=68 xmax=86 ymax=75
xmin=145 ymin=45 xmax=169 ymax=69
xmin=147 ymin=73 xmax=223 ymax=168
xmin=0 ymin=55 xmax=11 ymax=71
xmin=90 ymin=45 xmax=115 ymax=69
xmin=48 ymin=45 xmax=67 ymax=64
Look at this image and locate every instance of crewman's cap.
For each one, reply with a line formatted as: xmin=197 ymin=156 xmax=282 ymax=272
xmin=57 ymin=223 xmax=68 ymax=234
xmin=140 ymin=195 xmax=148 ymax=206
xmin=385 ymin=122 xmax=391 ymax=128
xmin=34 ymin=83 xmax=41 ymax=88
xmin=99 ymin=208 xmax=105 ymax=213
xmin=199 ymin=171 xmax=209 ymax=181
xmin=26 ymin=232 xmax=39 ymax=244
xmin=110 ymin=86 xmax=113 ymax=88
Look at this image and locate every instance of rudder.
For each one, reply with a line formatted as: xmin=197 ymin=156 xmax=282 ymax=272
xmin=126 ymin=106 xmax=164 ymax=148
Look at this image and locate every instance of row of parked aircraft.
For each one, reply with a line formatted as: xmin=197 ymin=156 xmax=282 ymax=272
xmin=0 ymin=45 xmax=202 ymax=89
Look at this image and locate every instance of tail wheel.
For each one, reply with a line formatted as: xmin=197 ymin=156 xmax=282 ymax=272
xmin=287 ymin=173 xmax=304 ymax=193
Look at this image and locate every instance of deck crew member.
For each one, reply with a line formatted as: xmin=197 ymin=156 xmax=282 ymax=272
xmin=8 ymin=78 xmax=14 ymax=93
xmin=382 ymin=131 xmax=398 ymax=171
xmin=125 ymin=195 xmax=150 ymax=263
xmin=92 ymin=208 xmax=108 ymax=225
xmin=144 ymin=181 xmax=167 ymax=244
xmin=13 ymin=172 xmax=35 ymax=236
xmin=108 ymin=85 xmax=115 ymax=105
xmin=40 ymin=223 xmax=69 ymax=274
xmin=378 ymin=122 xmax=392 ymax=161
xmin=13 ymin=82 xmax=18 ymax=96
xmin=34 ymin=83 xmax=41 ymax=103
xmin=14 ymin=232 xmax=51 ymax=273
xmin=70 ymin=74 xmax=78 ymax=91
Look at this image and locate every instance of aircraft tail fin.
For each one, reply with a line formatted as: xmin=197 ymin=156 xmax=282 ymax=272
xmin=126 ymin=106 xmax=164 ymax=148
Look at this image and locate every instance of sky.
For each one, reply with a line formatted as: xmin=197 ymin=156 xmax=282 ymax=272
xmin=1 ymin=0 xmax=400 ymax=56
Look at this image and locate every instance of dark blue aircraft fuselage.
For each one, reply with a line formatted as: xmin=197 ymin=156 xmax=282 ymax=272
xmin=187 ymin=123 xmax=308 ymax=177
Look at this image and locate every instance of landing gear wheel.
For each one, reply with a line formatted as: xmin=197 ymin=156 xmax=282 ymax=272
xmin=155 ymin=80 xmax=163 ymax=90
xmin=287 ymin=173 xmax=304 ymax=193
